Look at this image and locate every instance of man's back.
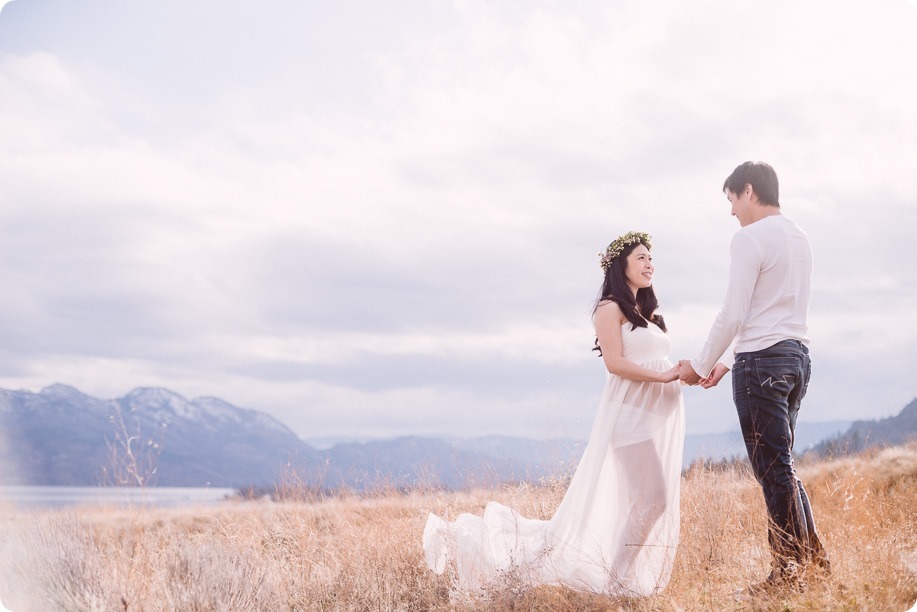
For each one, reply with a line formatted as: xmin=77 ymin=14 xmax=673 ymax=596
xmin=734 ymin=214 xmax=812 ymax=353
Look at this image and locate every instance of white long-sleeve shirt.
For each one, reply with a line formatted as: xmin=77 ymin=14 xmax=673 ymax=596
xmin=690 ymin=214 xmax=812 ymax=377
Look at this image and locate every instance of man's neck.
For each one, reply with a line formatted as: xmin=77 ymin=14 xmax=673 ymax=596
xmin=748 ymin=205 xmax=782 ymax=224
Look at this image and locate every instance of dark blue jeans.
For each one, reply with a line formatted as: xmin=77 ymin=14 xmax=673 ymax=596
xmin=732 ymin=339 xmax=825 ymax=568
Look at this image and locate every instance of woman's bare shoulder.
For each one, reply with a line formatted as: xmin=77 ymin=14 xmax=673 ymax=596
xmin=595 ymin=299 xmax=622 ymax=313
xmin=594 ymin=300 xmax=625 ymax=324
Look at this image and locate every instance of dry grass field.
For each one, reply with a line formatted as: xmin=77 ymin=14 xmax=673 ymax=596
xmin=1 ymin=443 xmax=915 ymax=611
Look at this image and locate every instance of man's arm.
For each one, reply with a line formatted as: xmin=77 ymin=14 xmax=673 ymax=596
xmin=689 ymin=232 xmax=761 ymax=377
xmin=700 ymin=362 xmax=731 ymax=388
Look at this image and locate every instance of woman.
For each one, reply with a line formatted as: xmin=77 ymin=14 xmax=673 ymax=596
xmin=423 ymin=231 xmax=685 ymax=597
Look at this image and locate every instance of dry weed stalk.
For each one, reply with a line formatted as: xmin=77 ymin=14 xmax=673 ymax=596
xmin=0 ymin=444 xmax=914 ymax=610
xmin=99 ymin=405 xmax=165 ymax=489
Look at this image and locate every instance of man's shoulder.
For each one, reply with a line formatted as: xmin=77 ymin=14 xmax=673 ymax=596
xmin=737 ymin=215 xmax=811 ymax=267
xmin=741 ymin=214 xmax=807 ymax=240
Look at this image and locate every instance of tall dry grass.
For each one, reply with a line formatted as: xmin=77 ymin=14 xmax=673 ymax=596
xmin=1 ymin=444 xmax=915 ymax=611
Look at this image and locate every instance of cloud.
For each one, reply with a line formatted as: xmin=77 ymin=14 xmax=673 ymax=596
xmin=0 ymin=0 xmax=915 ymax=439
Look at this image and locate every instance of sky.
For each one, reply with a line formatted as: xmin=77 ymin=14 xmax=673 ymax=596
xmin=0 ymin=0 xmax=915 ymax=442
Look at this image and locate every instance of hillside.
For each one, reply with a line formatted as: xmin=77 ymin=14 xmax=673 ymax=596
xmin=1 ymin=384 xmax=912 ymax=492
xmin=0 ymin=385 xmax=317 ymax=487
xmin=2 ymin=441 xmax=914 ymax=610
xmin=810 ymin=398 xmax=917 ymax=457
xmin=0 ymin=386 xmax=573 ymax=490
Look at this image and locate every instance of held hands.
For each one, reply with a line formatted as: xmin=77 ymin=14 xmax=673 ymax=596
xmin=676 ymin=360 xmax=730 ymax=388
xmin=677 ymin=359 xmax=702 ymax=386
xmin=659 ymin=362 xmax=681 ymax=383
xmin=659 ymin=360 xmax=731 ymax=386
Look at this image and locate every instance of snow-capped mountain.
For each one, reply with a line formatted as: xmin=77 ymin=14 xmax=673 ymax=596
xmin=0 ymin=385 xmax=575 ymax=491
xmin=0 ymin=384 xmax=582 ymax=491
xmin=0 ymin=384 xmax=317 ymax=487
xmin=2 ymin=384 xmax=896 ymax=493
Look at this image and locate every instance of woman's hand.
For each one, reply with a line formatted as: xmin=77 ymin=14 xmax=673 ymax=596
xmin=658 ymin=363 xmax=681 ymax=383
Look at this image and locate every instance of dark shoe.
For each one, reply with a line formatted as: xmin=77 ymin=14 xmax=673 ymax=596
xmin=743 ymin=561 xmax=806 ymax=598
xmin=807 ymin=548 xmax=831 ymax=580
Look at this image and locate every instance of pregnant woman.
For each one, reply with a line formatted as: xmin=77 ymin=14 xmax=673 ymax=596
xmin=423 ymin=231 xmax=685 ymax=597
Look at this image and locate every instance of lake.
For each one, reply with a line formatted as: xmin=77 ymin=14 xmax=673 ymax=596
xmin=0 ymin=486 xmax=238 ymax=508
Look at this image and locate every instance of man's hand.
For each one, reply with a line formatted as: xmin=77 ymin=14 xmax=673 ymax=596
xmin=700 ymin=362 xmax=730 ymax=389
xmin=678 ymin=359 xmax=702 ymax=385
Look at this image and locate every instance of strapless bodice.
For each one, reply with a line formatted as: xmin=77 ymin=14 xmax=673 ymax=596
xmin=620 ymin=322 xmax=671 ymax=364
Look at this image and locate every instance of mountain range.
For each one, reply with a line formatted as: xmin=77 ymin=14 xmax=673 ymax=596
xmin=807 ymin=397 xmax=917 ymax=457
xmin=0 ymin=384 xmax=912 ymax=491
xmin=0 ymin=384 xmax=316 ymax=487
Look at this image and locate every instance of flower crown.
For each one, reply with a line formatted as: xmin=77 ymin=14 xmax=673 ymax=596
xmin=599 ymin=231 xmax=652 ymax=273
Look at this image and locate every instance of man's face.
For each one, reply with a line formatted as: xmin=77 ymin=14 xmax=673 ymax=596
xmin=725 ymin=187 xmax=753 ymax=227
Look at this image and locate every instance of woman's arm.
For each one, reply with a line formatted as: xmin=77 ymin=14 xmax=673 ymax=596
xmin=594 ymin=301 xmax=680 ymax=383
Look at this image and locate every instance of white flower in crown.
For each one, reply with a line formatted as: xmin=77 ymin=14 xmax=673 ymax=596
xmin=599 ymin=231 xmax=652 ymax=274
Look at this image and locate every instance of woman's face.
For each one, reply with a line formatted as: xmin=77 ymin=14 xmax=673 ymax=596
xmin=624 ymin=244 xmax=654 ymax=294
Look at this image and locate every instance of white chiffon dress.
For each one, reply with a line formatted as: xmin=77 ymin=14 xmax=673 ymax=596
xmin=423 ymin=321 xmax=685 ymax=597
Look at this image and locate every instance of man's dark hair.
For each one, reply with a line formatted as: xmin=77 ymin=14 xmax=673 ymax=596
xmin=723 ymin=161 xmax=780 ymax=207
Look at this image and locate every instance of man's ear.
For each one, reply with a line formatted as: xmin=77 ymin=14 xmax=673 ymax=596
xmin=745 ymin=184 xmax=759 ymax=204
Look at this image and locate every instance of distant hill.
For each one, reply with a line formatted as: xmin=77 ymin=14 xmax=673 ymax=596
xmin=808 ymin=398 xmax=917 ymax=457
xmin=0 ymin=385 xmax=318 ymax=487
xmin=316 ymin=435 xmax=570 ymax=491
xmin=0 ymin=385 xmax=577 ymax=490
xmin=1 ymin=384 xmax=907 ymax=492
xmin=683 ymin=420 xmax=852 ymax=465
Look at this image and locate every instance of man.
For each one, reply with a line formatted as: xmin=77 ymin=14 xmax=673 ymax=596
xmin=679 ymin=161 xmax=829 ymax=595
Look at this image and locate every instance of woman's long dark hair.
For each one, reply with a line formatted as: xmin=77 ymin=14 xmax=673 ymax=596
xmin=592 ymin=239 xmax=666 ymax=355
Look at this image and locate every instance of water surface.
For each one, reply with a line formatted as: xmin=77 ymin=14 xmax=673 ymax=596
xmin=0 ymin=486 xmax=236 ymax=508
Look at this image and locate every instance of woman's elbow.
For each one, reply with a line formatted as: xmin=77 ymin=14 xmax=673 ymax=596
xmin=602 ymin=358 xmax=624 ymax=376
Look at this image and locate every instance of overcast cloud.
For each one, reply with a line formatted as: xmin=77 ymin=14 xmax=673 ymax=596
xmin=0 ymin=0 xmax=915 ymax=441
